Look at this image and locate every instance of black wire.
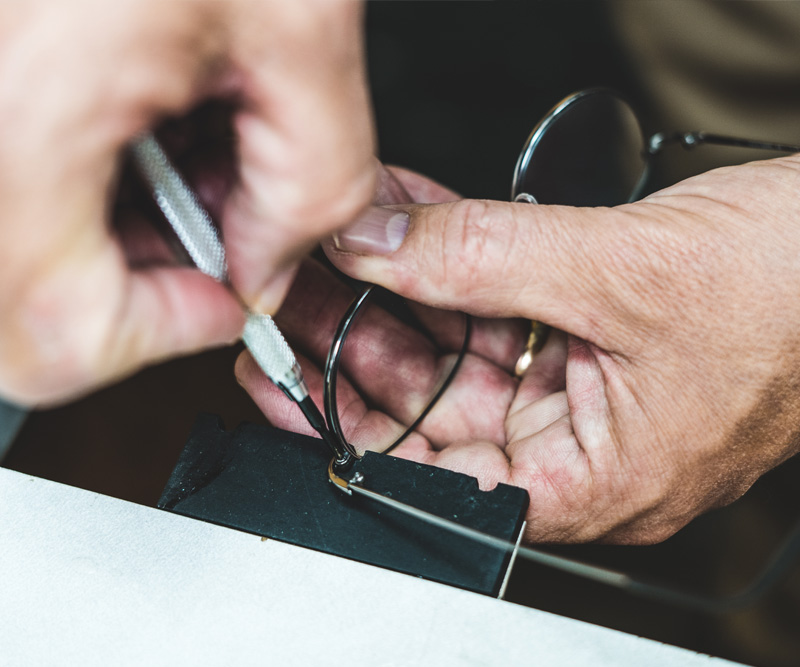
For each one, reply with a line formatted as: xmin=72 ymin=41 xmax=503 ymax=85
xmin=382 ymin=313 xmax=472 ymax=456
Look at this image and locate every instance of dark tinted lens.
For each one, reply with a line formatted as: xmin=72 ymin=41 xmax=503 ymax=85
xmin=512 ymin=89 xmax=647 ymax=207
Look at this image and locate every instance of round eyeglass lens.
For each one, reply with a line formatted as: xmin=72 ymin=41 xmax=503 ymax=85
xmin=512 ymin=88 xmax=648 ymax=207
xmin=324 ymin=285 xmax=469 ymax=457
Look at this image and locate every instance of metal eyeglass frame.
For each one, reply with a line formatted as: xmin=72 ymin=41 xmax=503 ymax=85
xmin=322 ymin=283 xmax=472 ymax=459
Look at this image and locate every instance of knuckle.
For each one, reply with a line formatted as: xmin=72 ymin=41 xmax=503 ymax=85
xmin=450 ymin=198 xmax=493 ymax=256
xmin=258 ymin=155 xmax=377 ymax=240
xmin=437 ymin=200 xmax=524 ymax=311
xmin=272 ymin=0 xmax=361 ymax=40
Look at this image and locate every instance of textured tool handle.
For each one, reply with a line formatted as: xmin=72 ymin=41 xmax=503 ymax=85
xmin=131 ymin=134 xmax=306 ymax=400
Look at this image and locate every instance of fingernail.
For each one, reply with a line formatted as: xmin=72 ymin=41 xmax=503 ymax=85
xmin=332 ymin=206 xmax=409 ymax=255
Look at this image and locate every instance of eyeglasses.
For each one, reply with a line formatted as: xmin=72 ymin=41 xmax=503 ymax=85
xmin=511 ymin=87 xmax=800 ymax=375
xmin=512 ymin=86 xmax=800 ymax=209
xmin=311 ymin=87 xmax=800 ymax=612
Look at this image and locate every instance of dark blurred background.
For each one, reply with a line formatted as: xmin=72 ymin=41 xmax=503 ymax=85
xmin=5 ymin=2 xmax=800 ymax=665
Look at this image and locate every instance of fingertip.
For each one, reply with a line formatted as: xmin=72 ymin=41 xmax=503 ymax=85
xmin=234 ymin=346 xmax=284 ymax=415
xmin=331 ymin=206 xmax=410 ymax=256
xmin=247 ymin=262 xmax=300 ymax=315
xmin=374 ymin=162 xmax=413 ymax=206
xmin=382 ymin=165 xmax=461 ymax=204
xmin=237 ymin=348 xmax=322 ymax=437
xmin=425 ymin=441 xmax=512 ymax=492
xmin=234 ymin=348 xmax=254 ymax=386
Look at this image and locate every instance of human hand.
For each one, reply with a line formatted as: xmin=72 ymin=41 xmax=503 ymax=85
xmin=243 ymin=156 xmax=800 ymax=545
xmin=0 ymin=1 xmax=374 ymax=405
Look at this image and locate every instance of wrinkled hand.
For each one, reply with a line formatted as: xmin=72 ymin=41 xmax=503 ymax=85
xmin=0 ymin=1 xmax=374 ymax=405
xmin=241 ymin=156 xmax=800 ymax=545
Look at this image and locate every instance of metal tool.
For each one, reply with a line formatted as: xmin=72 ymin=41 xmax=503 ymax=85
xmin=131 ymin=134 xmax=353 ymax=468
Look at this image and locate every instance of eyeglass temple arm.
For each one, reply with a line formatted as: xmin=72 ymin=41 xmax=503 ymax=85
xmin=625 ymin=515 xmax=800 ymax=613
xmin=648 ymin=131 xmax=800 ymax=156
xmin=330 ymin=457 xmax=800 ymax=614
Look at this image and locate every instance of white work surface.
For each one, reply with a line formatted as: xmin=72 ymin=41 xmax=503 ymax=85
xmin=0 ymin=467 xmax=740 ymax=666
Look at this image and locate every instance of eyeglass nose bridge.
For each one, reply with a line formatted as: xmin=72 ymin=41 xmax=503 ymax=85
xmin=511 ymin=87 xmax=649 ymax=208
xmin=647 ymin=131 xmax=711 ymax=156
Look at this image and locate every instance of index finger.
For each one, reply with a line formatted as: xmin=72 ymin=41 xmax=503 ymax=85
xmin=222 ymin=1 xmax=376 ymax=314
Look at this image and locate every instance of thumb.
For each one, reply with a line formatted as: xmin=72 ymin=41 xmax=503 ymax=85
xmin=325 ymin=198 xmax=667 ymax=350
